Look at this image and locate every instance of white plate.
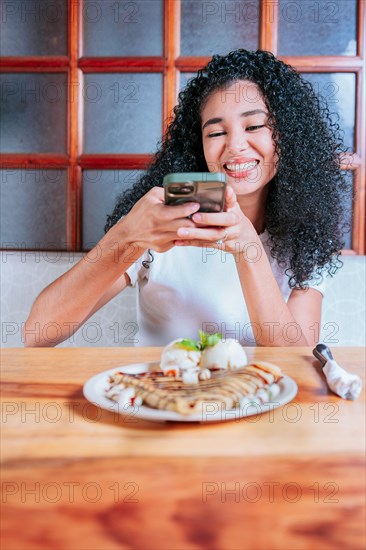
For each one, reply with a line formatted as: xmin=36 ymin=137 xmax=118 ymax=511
xmin=83 ymin=362 xmax=298 ymax=423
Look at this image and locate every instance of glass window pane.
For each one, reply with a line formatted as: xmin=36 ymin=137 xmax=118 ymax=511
xmin=83 ymin=0 xmax=163 ymax=56
xmin=181 ymin=0 xmax=259 ymax=56
xmin=278 ymin=0 xmax=357 ymax=56
xmin=0 ymin=0 xmax=67 ymax=56
xmin=301 ymin=73 xmax=355 ymax=151
xmin=0 ymin=73 xmax=67 ymax=154
xmin=83 ymin=73 xmax=162 ymax=154
xmin=0 ymin=169 xmax=67 ymax=248
xmin=82 ymin=169 xmax=144 ymax=249
xmin=341 ymin=170 xmax=353 ymax=250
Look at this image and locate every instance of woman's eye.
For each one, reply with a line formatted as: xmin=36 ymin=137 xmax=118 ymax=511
xmin=246 ymin=125 xmax=265 ymax=132
xmin=207 ymin=131 xmax=226 ymax=138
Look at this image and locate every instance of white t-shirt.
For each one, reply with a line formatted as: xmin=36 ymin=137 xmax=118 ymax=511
xmin=126 ymin=232 xmax=326 ymax=346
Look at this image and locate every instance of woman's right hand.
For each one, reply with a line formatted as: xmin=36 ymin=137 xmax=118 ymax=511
xmin=118 ymin=187 xmax=201 ymax=253
xmin=25 ymin=187 xmax=196 ymax=347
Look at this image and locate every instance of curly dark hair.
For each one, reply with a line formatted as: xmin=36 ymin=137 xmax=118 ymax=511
xmin=105 ymin=49 xmax=350 ymax=287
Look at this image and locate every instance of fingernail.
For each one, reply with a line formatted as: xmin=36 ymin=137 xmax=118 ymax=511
xmin=177 ymin=228 xmax=189 ymax=237
xmin=190 ymin=203 xmax=200 ymax=211
xmin=192 ymin=213 xmax=201 ymax=222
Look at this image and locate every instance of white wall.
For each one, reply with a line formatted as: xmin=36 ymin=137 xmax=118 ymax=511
xmin=1 ymin=251 xmax=365 ymax=347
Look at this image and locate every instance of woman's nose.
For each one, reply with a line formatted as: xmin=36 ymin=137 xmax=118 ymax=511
xmin=226 ymin=132 xmax=248 ymax=156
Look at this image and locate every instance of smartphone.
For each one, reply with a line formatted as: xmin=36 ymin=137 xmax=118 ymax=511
xmin=163 ymin=172 xmax=226 ymax=213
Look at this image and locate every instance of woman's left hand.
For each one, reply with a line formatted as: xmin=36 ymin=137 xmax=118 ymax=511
xmin=175 ymin=187 xmax=258 ymax=255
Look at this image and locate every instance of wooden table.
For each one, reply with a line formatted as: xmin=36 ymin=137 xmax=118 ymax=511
xmin=1 ymin=347 xmax=365 ymax=550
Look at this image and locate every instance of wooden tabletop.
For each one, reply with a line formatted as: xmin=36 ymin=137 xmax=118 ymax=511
xmin=1 ymin=346 xmax=365 ymax=550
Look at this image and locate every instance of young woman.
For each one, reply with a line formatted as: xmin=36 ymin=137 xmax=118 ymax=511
xmin=25 ymin=49 xmax=348 ymax=347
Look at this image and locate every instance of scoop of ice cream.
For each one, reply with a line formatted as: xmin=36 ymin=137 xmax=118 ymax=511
xmin=160 ymin=339 xmax=201 ymax=374
xmin=200 ymin=339 xmax=247 ymax=370
xmin=181 ymin=367 xmax=212 ymax=385
xmin=182 ymin=368 xmax=200 ymax=385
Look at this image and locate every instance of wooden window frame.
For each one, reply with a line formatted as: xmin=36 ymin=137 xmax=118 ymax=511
xmin=0 ymin=0 xmax=364 ymax=253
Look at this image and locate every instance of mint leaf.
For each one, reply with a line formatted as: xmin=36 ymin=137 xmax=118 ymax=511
xmin=198 ymin=330 xmax=208 ymax=349
xmin=175 ymin=332 xmax=223 ymax=352
xmin=175 ymin=339 xmax=200 ymax=351
xmin=199 ymin=331 xmax=223 ymax=350
xmin=207 ymin=333 xmax=222 ymax=347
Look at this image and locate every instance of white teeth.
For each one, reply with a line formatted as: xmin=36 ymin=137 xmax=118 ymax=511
xmin=225 ymin=161 xmax=257 ymax=171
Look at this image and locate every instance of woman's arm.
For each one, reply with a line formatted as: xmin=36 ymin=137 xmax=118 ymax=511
xmin=175 ymin=190 xmax=323 ymax=346
xmin=23 ymin=226 xmax=139 ymax=347
xmin=287 ymin=288 xmax=323 ymax=346
xmin=234 ymin=241 xmax=323 ymax=346
xmin=24 ymin=188 xmax=200 ymax=347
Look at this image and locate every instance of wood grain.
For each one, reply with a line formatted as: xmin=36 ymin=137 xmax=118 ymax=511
xmin=79 ymin=153 xmax=153 ymax=169
xmin=67 ymin=0 xmax=81 ymax=251
xmin=260 ymin=0 xmax=278 ymax=54
xmin=1 ymin=455 xmax=364 ymax=550
xmin=0 ymin=57 xmax=69 ymax=70
xmin=0 ymin=154 xmax=69 ymax=167
xmin=1 ymin=347 xmax=365 ymax=549
xmin=164 ymin=0 xmax=180 ymax=127
xmin=355 ymin=0 xmax=366 ymax=254
xmin=279 ymin=56 xmax=364 ymax=71
xmin=78 ymin=57 xmax=167 ymax=72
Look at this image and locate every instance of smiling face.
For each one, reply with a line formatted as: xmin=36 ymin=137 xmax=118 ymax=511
xmin=201 ymin=80 xmax=277 ymax=201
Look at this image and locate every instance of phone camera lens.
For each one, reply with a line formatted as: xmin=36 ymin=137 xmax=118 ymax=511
xmin=169 ymin=183 xmax=194 ymax=195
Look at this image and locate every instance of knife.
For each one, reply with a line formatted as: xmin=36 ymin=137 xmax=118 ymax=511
xmin=312 ymin=343 xmax=334 ymax=367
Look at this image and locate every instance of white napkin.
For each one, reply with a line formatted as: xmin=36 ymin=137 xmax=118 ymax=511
xmin=323 ymin=359 xmax=362 ymax=400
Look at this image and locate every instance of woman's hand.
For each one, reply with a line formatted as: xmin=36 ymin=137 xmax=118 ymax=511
xmin=174 ymin=187 xmax=258 ymax=255
xmin=118 ymin=187 xmax=201 ymax=253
